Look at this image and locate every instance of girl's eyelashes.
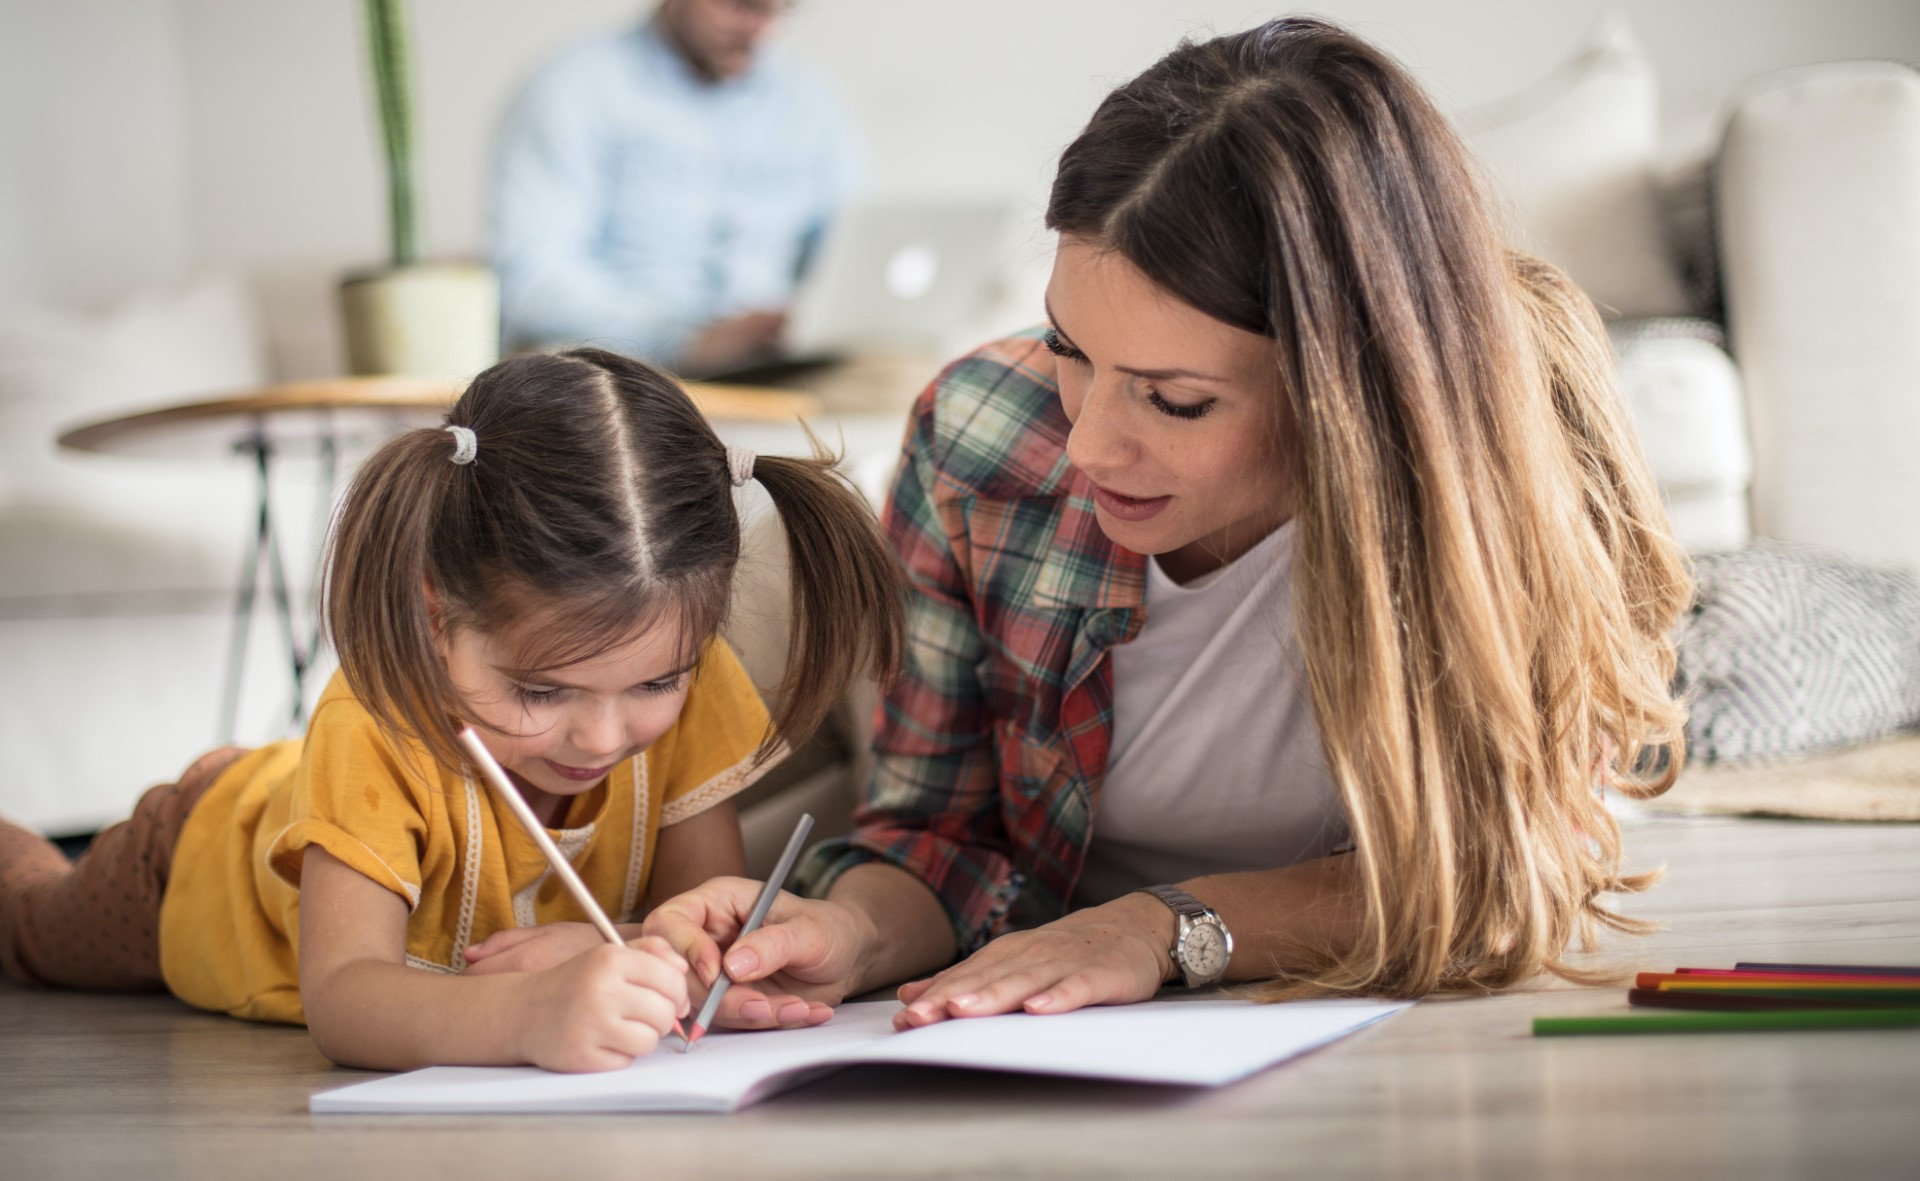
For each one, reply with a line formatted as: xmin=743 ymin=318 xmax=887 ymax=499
xmin=512 ymin=677 xmax=683 ymax=704
xmin=1042 ymin=327 xmax=1086 ymax=362
xmin=1148 ymin=391 xmax=1215 ymax=421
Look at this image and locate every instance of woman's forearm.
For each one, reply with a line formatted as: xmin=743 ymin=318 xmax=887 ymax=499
xmin=1180 ymin=853 xmax=1365 ymax=982
xmin=825 ymin=861 xmax=960 ymax=995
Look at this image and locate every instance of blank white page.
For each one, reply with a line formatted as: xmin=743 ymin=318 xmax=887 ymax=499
xmin=857 ymin=997 xmax=1410 ymax=1086
xmin=310 ymin=997 xmax=1409 ymax=1114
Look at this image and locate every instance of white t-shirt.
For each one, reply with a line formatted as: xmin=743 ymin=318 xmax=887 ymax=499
xmin=1073 ymin=521 xmax=1350 ymax=907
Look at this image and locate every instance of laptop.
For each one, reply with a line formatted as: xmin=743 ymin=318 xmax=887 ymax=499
xmin=699 ymin=198 xmax=1021 ymax=382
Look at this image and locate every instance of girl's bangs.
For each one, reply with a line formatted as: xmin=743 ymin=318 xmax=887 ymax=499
xmin=490 ymin=574 xmax=729 ymax=681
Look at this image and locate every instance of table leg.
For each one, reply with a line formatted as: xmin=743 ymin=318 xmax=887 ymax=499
xmin=217 ymin=434 xmax=272 ymax=743
xmin=216 ymin=427 xmax=341 ymax=743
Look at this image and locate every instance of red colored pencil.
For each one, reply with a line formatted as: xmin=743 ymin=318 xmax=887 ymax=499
xmin=1638 ymin=971 xmax=1920 ymax=990
xmin=1666 ymin=971 xmax=1904 ymax=990
xmin=1676 ymin=968 xmax=1907 ymax=983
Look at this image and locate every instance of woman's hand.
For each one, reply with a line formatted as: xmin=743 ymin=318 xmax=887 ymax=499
xmin=643 ymin=876 xmax=879 ymax=1029
xmin=892 ymin=892 xmax=1176 ymax=1031
xmin=511 ymin=938 xmax=691 ymax=1073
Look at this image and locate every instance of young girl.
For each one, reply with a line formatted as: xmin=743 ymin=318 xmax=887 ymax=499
xmin=0 ymin=347 xmax=902 ymax=1072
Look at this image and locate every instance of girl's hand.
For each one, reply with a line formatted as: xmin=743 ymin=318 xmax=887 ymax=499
xmin=891 ymin=893 xmax=1176 ymax=1031
xmin=463 ymin=922 xmax=629 ymax=976
xmin=512 ymin=937 xmax=691 ymax=1072
xmin=643 ymin=876 xmax=877 ymax=1029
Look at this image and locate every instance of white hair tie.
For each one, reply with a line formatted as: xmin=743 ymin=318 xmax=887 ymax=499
xmin=445 ymin=425 xmax=477 ymax=465
xmin=725 ymin=444 xmax=756 ymax=487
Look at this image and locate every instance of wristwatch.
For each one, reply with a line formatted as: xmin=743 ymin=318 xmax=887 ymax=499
xmin=1135 ymin=884 xmax=1233 ymax=988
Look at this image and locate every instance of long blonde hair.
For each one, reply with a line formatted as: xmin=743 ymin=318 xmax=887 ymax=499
xmin=1047 ymin=18 xmax=1691 ymax=994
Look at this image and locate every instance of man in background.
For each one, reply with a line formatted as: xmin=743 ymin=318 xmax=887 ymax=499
xmin=491 ymin=0 xmax=861 ymax=375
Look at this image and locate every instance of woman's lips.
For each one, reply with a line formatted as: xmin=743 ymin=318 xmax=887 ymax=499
xmin=544 ymin=758 xmax=616 ymax=782
xmin=1091 ymin=482 xmax=1172 ymax=522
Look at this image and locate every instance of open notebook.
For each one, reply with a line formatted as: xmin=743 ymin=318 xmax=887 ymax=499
xmin=310 ymin=996 xmax=1410 ymax=1115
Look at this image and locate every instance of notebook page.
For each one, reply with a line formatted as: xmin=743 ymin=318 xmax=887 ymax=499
xmin=856 ymin=998 xmax=1411 ymax=1085
xmin=309 ymin=1004 xmax=900 ymax=1114
xmin=309 ymin=997 xmax=1410 ymax=1114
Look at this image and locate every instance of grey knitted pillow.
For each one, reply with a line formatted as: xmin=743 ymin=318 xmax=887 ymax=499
xmin=1676 ymin=541 xmax=1920 ymax=765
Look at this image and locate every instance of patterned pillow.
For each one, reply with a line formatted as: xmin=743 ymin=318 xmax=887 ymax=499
xmin=1677 ymin=541 xmax=1920 ymax=765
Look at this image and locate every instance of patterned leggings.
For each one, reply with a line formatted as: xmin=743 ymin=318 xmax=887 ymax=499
xmin=0 ymin=747 xmax=247 ymax=990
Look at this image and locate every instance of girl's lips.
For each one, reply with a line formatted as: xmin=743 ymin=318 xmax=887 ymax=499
xmin=1091 ymin=482 xmax=1172 ymax=522
xmin=544 ymin=758 xmax=616 ymax=782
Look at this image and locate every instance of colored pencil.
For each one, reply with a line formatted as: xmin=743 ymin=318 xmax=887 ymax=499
xmin=1628 ymin=988 xmax=1920 ymax=1012
xmin=1532 ymin=1009 xmax=1920 ymax=1036
xmin=1665 ymin=986 xmax=1920 ymax=1003
xmin=1735 ymin=962 xmax=1920 ymax=978
xmin=455 ymin=727 xmax=687 ymax=1043
xmin=1637 ymin=972 xmax=1920 ymax=992
xmin=681 ymin=811 xmax=815 ymax=1052
xmin=1666 ymin=971 xmax=1920 ymax=990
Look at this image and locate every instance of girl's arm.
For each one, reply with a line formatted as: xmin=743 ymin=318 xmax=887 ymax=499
xmin=297 ymin=846 xmax=690 ymax=1071
xmin=457 ymin=801 xmax=831 ymax=1030
xmin=460 ymin=800 xmax=747 ymax=972
xmin=641 ymin=799 xmax=747 ymax=910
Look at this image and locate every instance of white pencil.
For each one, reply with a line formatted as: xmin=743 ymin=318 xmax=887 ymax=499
xmin=455 ymin=725 xmax=688 ymax=1043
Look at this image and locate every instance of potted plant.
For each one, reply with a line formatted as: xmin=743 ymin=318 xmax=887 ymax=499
xmin=338 ymin=0 xmax=498 ymax=378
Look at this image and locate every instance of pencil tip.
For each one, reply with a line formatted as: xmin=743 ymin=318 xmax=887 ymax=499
xmin=685 ymin=1025 xmax=706 ymax=1051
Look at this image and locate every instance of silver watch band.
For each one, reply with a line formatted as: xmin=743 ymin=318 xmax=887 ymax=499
xmin=1140 ymin=884 xmax=1209 ymax=922
xmin=1134 ymin=884 xmax=1231 ymax=988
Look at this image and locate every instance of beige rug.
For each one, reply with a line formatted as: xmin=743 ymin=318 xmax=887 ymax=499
xmin=1649 ymin=733 xmax=1920 ymax=821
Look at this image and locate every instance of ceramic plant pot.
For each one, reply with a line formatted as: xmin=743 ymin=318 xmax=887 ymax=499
xmin=338 ymin=261 xmax=498 ymax=378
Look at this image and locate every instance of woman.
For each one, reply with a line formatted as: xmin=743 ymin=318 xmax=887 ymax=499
xmin=647 ymin=16 xmax=1690 ymax=1024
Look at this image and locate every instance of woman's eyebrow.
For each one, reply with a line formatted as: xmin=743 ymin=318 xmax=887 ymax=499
xmin=1042 ymin=296 xmax=1229 ymax=384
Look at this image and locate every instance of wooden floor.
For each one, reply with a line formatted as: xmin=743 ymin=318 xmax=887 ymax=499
xmin=3 ymin=814 xmax=1917 ymax=1180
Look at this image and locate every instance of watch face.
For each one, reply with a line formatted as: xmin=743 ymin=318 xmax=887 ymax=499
xmin=1184 ymin=922 xmax=1228 ymax=979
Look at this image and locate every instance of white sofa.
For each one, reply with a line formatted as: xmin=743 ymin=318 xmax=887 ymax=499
xmin=1464 ymin=20 xmax=1920 ymax=570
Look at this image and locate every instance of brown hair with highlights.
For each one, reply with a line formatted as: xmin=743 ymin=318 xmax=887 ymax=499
xmin=323 ymin=347 xmax=903 ymax=774
xmin=1047 ymin=18 xmax=1692 ymax=995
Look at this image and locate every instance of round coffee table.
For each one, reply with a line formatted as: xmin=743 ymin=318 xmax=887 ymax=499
xmin=58 ymin=376 xmax=822 ymax=741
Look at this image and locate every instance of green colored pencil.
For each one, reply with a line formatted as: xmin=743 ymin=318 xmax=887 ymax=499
xmin=1532 ymin=1008 xmax=1920 ymax=1036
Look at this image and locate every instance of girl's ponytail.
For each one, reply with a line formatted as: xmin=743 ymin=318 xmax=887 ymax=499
xmin=750 ymin=447 xmax=905 ymax=760
xmin=323 ymin=425 xmax=467 ymax=771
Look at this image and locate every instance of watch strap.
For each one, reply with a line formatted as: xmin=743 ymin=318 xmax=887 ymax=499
xmin=1134 ymin=884 xmax=1228 ymax=987
xmin=1139 ymin=883 xmax=1209 ymax=922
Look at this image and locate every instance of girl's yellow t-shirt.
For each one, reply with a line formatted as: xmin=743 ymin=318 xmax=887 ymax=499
xmin=158 ymin=638 xmax=774 ymax=1025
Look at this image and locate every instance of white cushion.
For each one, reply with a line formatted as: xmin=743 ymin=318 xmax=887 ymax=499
xmin=1610 ymin=320 xmax=1752 ymax=553
xmin=0 ymin=274 xmax=266 ymax=600
xmin=1716 ymin=62 xmax=1920 ymax=573
xmin=1463 ymin=13 xmax=1692 ymax=319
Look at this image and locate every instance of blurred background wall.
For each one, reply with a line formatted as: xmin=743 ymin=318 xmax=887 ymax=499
xmin=5 ymin=0 xmax=1919 ymax=373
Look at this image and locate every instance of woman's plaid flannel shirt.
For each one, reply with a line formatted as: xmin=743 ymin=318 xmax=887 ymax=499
xmin=797 ymin=331 xmax=1153 ymax=954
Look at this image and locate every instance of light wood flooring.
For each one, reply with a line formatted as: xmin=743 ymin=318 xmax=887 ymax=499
xmin=2 ymin=814 xmax=1916 ymax=1180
